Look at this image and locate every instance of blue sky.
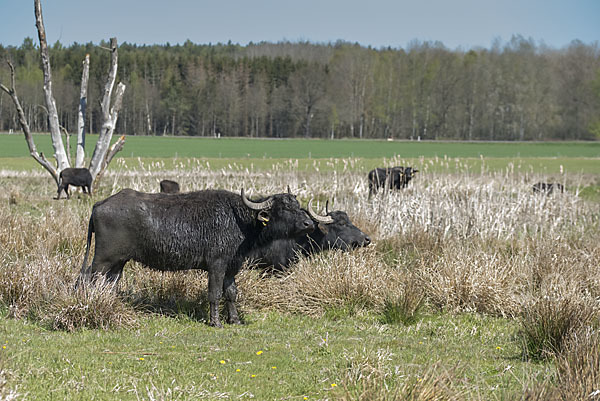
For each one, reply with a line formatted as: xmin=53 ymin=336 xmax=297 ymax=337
xmin=1 ymin=0 xmax=598 ymax=50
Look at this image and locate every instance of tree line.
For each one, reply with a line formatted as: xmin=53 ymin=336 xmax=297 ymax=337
xmin=1 ymin=36 xmax=599 ymax=141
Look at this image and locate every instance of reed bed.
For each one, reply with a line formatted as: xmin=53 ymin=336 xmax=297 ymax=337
xmin=1 ymin=158 xmax=599 ymax=320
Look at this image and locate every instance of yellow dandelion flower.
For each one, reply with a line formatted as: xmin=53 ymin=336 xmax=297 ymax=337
xmin=271 ymin=366 xmax=277 ymax=369
xmin=236 ymin=369 xmax=241 ymax=372
xmin=219 ymin=360 xmax=226 ymax=364
xmin=2 ymin=346 xmax=6 ymax=350
xmin=304 ymin=397 xmax=309 ymax=400
xmin=331 ymin=383 xmax=337 ymax=388
xmin=496 ymin=346 xmax=502 ymax=350
xmin=251 ymin=374 xmax=256 ymax=378
xmin=256 ymin=350 xmax=263 ymax=355
xmin=139 ymin=357 xmax=145 ymax=361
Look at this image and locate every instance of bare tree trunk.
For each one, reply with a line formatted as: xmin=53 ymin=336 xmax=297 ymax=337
xmin=92 ymin=135 xmax=125 ymax=190
xmin=0 ymin=61 xmax=59 ymax=183
xmin=145 ymin=101 xmax=152 ymax=135
xmin=75 ymin=54 xmax=90 ymax=167
xmin=89 ymin=37 xmax=126 ymax=180
xmin=35 ymin=0 xmax=70 ymax=172
xmin=60 ymin=126 xmax=71 ymax=166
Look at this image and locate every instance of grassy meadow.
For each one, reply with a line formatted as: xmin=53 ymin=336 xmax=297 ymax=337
xmin=1 ymin=136 xmax=600 ymax=400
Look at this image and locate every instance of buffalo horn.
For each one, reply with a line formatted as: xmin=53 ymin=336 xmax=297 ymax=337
xmin=325 ymin=200 xmax=330 ymax=214
xmin=241 ymin=188 xmax=273 ymax=210
xmin=307 ymin=199 xmax=334 ymax=224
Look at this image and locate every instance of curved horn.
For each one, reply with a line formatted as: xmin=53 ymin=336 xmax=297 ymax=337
xmin=241 ymin=188 xmax=273 ymax=210
xmin=308 ymin=199 xmax=334 ymax=224
xmin=287 ymin=185 xmax=291 ymax=194
xmin=325 ymin=200 xmax=330 ymax=214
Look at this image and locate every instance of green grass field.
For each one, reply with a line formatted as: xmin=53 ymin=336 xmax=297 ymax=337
xmin=1 ymin=134 xmax=600 ymax=175
xmin=1 ymin=133 xmax=600 ymax=159
xmin=1 ymin=309 xmax=533 ymax=400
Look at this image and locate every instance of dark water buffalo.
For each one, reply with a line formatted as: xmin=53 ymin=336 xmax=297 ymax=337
xmin=78 ymin=188 xmax=314 ymax=327
xmin=56 ymin=168 xmax=93 ymax=199
xmin=368 ymin=167 xmax=404 ymax=198
xmin=368 ymin=166 xmax=419 ymax=197
xmin=248 ymin=200 xmax=371 ymax=272
xmin=533 ymin=182 xmax=564 ymax=195
xmin=159 ymin=179 xmax=180 ymax=194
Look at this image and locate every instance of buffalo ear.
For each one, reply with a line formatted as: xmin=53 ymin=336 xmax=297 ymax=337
xmin=318 ymin=223 xmax=329 ymax=234
xmin=257 ymin=210 xmax=270 ymax=223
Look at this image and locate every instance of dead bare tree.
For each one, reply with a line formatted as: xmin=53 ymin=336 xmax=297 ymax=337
xmin=0 ymin=0 xmax=126 ymax=193
xmin=0 ymin=61 xmax=59 ymax=183
xmin=75 ymin=54 xmax=90 ymax=168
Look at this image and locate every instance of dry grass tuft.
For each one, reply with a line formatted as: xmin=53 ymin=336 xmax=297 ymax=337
xmin=554 ymin=327 xmax=600 ymax=400
xmin=519 ymin=278 xmax=597 ymax=360
xmin=239 ymin=248 xmax=403 ymax=317
xmin=381 ymin=275 xmax=426 ymax=325
xmin=419 ymin=242 xmax=527 ymax=317
xmin=39 ymin=277 xmax=138 ymax=332
xmin=520 ymin=328 xmax=600 ymax=400
xmin=339 ymin=358 xmax=459 ymax=401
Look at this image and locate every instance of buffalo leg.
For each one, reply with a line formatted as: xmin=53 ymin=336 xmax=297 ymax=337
xmin=56 ymin=183 xmax=66 ymax=200
xmin=84 ymin=254 xmax=127 ymax=286
xmin=223 ymin=274 xmax=241 ymax=325
xmin=207 ymin=266 xmax=226 ymax=328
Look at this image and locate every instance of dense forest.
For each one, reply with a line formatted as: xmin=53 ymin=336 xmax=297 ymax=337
xmin=1 ymin=36 xmax=599 ymax=140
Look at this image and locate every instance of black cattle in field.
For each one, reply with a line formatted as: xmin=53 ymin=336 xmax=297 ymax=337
xmin=248 ymin=200 xmax=371 ymax=272
xmin=533 ymin=182 xmax=564 ymax=195
xmin=368 ymin=167 xmax=403 ymax=198
xmin=368 ymin=166 xmax=419 ymax=197
xmin=78 ymin=188 xmax=314 ymax=327
xmin=159 ymin=179 xmax=180 ymax=194
xmin=55 ymin=168 xmax=93 ymax=199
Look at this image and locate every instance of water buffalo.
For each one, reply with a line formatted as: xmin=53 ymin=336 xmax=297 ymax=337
xmin=78 ymin=188 xmax=314 ymax=327
xmin=55 ymin=167 xmax=93 ymax=199
xmin=248 ymin=200 xmax=371 ymax=272
xmin=159 ymin=179 xmax=180 ymax=194
xmin=368 ymin=167 xmax=404 ymax=198
xmin=368 ymin=166 xmax=418 ymax=198
xmin=533 ymin=182 xmax=564 ymax=195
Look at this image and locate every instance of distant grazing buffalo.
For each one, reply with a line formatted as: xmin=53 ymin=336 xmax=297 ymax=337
xmin=368 ymin=166 xmax=418 ymax=198
xmin=160 ymin=179 xmax=180 ymax=194
xmin=533 ymin=182 xmax=564 ymax=195
xmin=78 ymin=188 xmax=314 ymax=327
xmin=55 ymin=168 xmax=93 ymax=199
xmin=248 ymin=200 xmax=371 ymax=272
